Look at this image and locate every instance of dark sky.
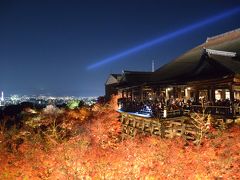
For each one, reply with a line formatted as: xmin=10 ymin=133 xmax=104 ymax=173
xmin=0 ymin=0 xmax=240 ymax=97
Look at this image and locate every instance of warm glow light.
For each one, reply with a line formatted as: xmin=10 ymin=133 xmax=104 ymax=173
xmin=163 ymin=109 xmax=167 ymax=118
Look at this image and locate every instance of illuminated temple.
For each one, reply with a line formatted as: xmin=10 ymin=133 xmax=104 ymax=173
xmin=105 ymin=28 xmax=240 ymax=118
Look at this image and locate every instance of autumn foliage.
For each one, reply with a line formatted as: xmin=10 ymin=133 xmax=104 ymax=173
xmin=0 ymin=96 xmax=240 ymax=179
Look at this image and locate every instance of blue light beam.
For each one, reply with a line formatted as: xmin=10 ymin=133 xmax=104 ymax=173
xmin=87 ymin=7 xmax=240 ymax=70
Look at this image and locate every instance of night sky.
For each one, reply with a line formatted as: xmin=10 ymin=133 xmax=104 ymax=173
xmin=0 ymin=0 xmax=240 ymax=97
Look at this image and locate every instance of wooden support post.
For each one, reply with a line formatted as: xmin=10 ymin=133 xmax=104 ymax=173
xmin=210 ymin=87 xmax=215 ymax=104
xmin=121 ymin=114 xmax=124 ymax=123
xmin=160 ymin=121 xmax=165 ymax=138
xmin=140 ymin=86 xmax=143 ymax=102
xmin=181 ymin=119 xmax=186 ymax=140
xmin=150 ymin=123 xmax=154 ymax=135
xmin=165 ymin=88 xmax=169 ymax=102
xmin=133 ymin=119 xmax=136 ymax=128
xmin=131 ymin=89 xmax=134 ymax=101
xmin=230 ymin=84 xmax=235 ymax=117
xmin=119 ymin=112 xmax=200 ymax=141
xmin=173 ymin=87 xmax=176 ymax=98
xmin=207 ymin=88 xmax=211 ymax=102
xmin=196 ymin=90 xmax=199 ymax=103
xmin=133 ymin=128 xmax=138 ymax=137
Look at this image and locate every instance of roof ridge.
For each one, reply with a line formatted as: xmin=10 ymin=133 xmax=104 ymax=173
xmin=123 ymin=70 xmax=152 ymax=74
xmin=206 ymin=28 xmax=240 ymax=42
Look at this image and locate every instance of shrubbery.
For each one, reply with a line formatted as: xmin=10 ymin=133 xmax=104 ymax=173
xmin=67 ymin=100 xmax=85 ymax=109
xmin=0 ymin=103 xmax=92 ymax=153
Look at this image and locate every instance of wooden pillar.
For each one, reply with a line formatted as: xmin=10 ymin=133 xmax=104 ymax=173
xmin=157 ymin=88 xmax=160 ymax=100
xmin=207 ymin=88 xmax=210 ymax=102
xmin=184 ymin=88 xmax=188 ymax=103
xmin=211 ymin=87 xmax=215 ymax=103
xmin=122 ymin=90 xmax=124 ymax=98
xmin=140 ymin=86 xmax=143 ymax=102
xmin=152 ymin=88 xmax=157 ymax=101
xmin=165 ymin=88 xmax=169 ymax=101
xmin=196 ymin=90 xmax=199 ymax=103
xmin=230 ymin=84 xmax=235 ymax=116
xmin=173 ymin=87 xmax=177 ymax=98
xmin=221 ymin=89 xmax=226 ymax=100
xmin=230 ymin=88 xmax=234 ymax=102
xmin=209 ymin=87 xmax=215 ymax=104
xmin=131 ymin=89 xmax=134 ymax=101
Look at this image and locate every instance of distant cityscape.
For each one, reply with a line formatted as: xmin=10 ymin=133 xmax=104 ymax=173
xmin=0 ymin=91 xmax=97 ymax=107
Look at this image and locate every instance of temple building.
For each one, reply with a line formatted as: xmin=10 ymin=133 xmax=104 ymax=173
xmin=105 ymin=28 xmax=240 ymax=118
xmin=105 ymin=74 xmax=122 ymax=101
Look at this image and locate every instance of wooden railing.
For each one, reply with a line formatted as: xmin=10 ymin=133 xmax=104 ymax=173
xmin=120 ymin=103 xmax=236 ymax=119
xmin=191 ymin=105 xmax=232 ymax=117
xmin=153 ymin=109 xmax=190 ymax=119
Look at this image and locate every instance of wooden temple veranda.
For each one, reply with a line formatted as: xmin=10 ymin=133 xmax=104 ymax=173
xmin=105 ymin=29 xmax=240 ymax=139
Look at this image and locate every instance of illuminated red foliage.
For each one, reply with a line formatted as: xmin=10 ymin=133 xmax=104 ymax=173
xmin=0 ymin=97 xmax=240 ymax=179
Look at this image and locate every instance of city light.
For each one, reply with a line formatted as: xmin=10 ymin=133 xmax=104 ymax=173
xmin=0 ymin=93 xmax=97 ymax=107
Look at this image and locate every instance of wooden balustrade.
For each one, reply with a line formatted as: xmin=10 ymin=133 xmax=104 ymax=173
xmin=191 ymin=105 xmax=232 ymax=118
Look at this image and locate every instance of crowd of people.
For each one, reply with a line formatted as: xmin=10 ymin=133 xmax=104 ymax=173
xmin=118 ymin=96 xmax=240 ymax=117
xmin=118 ymin=96 xmax=189 ymax=117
